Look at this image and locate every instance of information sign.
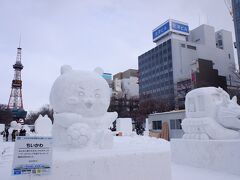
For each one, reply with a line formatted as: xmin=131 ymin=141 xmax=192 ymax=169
xmin=12 ymin=136 xmax=53 ymax=176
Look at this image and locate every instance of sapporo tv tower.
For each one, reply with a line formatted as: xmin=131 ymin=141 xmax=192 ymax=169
xmin=7 ymin=40 xmax=27 ymax=123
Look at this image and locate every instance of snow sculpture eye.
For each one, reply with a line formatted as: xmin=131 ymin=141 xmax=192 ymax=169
xmin=79 ymin=91 xmax=85 ymax=96
xmin=94 ymin=89 xmax=101 ymax=98
xmin=95 ymin=94 xmax=101 ymax=98
xmin=78 ymin=86 xmax=85 ymax=97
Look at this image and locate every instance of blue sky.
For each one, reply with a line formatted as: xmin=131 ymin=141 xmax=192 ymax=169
xmin=0 ymin=0 xmax=235 ymax=111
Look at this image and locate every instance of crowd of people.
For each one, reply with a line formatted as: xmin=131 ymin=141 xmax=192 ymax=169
xmin=0 ymin=121 xmax=32 ymax=142
xmin=3 ymin=127 xmax=27 ymax=141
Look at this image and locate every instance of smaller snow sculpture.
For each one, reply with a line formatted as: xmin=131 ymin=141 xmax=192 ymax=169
xmin=8 ymin=121 xmax=18 ymax=134
xmin=35 ymin=115 xmax=53 ymax=136
xmin=144 ymin=118 xmax=150 ymax=136
xmin=50 ymin=65 xmax=117 ymax=148
xmin=182 ymin=87 xmax=240 ymax=140
xmin=116 ymin=118 xmax=133 ymax=136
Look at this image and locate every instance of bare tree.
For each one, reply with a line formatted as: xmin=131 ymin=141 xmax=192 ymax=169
xmin=0 ymin=104 xmax=12 ymax=125
xmin=25 ymin=104 xmax=54 ymax=125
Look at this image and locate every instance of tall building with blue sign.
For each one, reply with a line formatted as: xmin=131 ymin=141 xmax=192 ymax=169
xmin=138 ymin=19 xmax=236 ymax=109
xmin=232 ymin=0 xmax=240 ymax=69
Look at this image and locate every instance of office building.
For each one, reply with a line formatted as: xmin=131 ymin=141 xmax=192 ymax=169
xmin=113 ymin=69 xmax=139 ymax=99
xmin=108 ymin=69 xmax=139 ymax=119
xmin=138 ymin=19 xmax=235 ymax=109
xmin=232 ymin=0 xmax=240 ymax=68
xmin=102 ymin=72 xmax=113 ymax=88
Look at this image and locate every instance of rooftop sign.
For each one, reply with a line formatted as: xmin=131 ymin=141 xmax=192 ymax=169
xmin=153 ymin=19 xmax=189 ymax=42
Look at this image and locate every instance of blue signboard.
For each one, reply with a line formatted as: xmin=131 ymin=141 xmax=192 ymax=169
xmin=152 ymin=21 xmax=170 ymax=41
xmin=171 ymin=21 xmax=189 ymax=33
xmin=102 ymin=73 xmax=112 ymax=80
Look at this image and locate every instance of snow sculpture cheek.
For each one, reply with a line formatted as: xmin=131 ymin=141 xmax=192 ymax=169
xmin=49 ymin=65 xmax=117 ymax=148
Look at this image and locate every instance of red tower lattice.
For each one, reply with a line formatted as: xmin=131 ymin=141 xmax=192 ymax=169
xmin=7 ymin=46 xmax=24 ymax=109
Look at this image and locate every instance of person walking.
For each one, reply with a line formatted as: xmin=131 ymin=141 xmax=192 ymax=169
xmin=12 ymin=129 xmax=18 ymax=141
xmin=5 ymin=129 xmax=9 ymax=141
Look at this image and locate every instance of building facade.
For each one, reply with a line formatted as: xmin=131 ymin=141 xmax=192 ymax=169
xmin=147 ymin=110 xmax=185 ymax=139
xmin=176 ymin=59 xmax=227 ymax=108
xmin=108 ymin=69 xmax=139 ymax=120
xmin=232 ymin=0 xmax=240 ymax=69
xmin=113 ymin=69 xmax=139 ymax=99
xmin=138 ymin=19 xmax=236 ymax=109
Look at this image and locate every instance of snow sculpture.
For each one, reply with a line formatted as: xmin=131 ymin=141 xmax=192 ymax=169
xmin=182 ymin=87 xmax=240 ymax=140
xmin=35 ymin=115 xmax=53 ymax=136
xmin=116 ymin=118 xmax=133 ymax=136
xmin=8 ymin=121 xmax=18 ymax=135
xmin=144 ymin=118 xmax=150 ymax=136
xmin=50 ymin=65 xmax=117 ymax=148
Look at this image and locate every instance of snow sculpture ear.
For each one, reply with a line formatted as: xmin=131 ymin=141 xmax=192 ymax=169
xmin=61 ymin=65 xmax=72 ymax=75
xmin=94 ymin=67 xmax=104 ymax=75
xmin=232 ymin=96 xmax=237 ymax=104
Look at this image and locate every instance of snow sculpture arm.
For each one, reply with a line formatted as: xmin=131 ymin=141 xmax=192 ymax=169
xmin=217 ymin=96 xmax=240 ymax=130
xmin=97 ymin=112 xmax=118 ymax=129
xmin=53 ymin=113 xmax=83 ymax=128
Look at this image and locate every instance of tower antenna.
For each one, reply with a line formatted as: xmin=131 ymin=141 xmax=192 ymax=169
xmin=18 ymin=33 xmax=21 ymax=48
xmin=7 ymin=41 xmax=27 ymax=122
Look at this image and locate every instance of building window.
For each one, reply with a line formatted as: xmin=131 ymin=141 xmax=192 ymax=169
xmin=195 ymin=39 xmax=200 ymax=42
xmin=170 ymin=119 xmax=182 ymax=129
xmin=218 ymin=40 xmax=223 ymax=46
xmin=228 ymin=53 xmax=231 ymax=59
xmin=187 ymin=45 xmax=197 ymax=50
xmin=152 ymin=121 xmax=162 ymax=130
xmin=181 ymin=44 xmax=185 ymax=48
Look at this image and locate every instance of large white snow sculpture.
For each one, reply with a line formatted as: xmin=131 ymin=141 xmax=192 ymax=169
xmin=182 ymin=87 xmax=240 ymax=140
xmin=50 ymin=65 xmax=117 ymax=148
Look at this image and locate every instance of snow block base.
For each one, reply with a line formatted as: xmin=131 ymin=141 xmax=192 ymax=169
xmin=171 ymin=139 xmax=240 ymax=175
xmin=31 ymin=136 xmax=171 ymax=180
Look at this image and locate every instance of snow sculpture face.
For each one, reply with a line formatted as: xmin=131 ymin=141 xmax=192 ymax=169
xmin=185 ymin=87 xmax=230 ymax=119
xmin=182 ymin=87 xmax=240 ymax=140
xmin=50 ymin=65 xmax=110 ymax=117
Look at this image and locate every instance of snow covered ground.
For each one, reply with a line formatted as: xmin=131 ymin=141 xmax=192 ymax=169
xmin=1 ymin=141 xmax=240 ymax=180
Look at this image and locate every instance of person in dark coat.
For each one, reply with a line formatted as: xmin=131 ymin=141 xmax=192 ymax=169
xmin=12 ymin=129 xmax=18 ymax=141
xmin=5 ymin=129 xmax=9 ymax=141
xmin=19 ymin=128 xmax=26 ymax=136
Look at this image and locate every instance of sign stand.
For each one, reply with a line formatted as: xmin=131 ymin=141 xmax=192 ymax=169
xmin=12 ymin=136 xmax=53 ymax=176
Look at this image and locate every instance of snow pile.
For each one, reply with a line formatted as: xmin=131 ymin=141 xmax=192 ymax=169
xmin=171 ymin=139 xmax=240 ymax=175
xmin=0 ymin=141 xmax=240 ymax=180
xmin=30 ymin=136 xmax=171 ymax=180
xmin=172 ymin=163 xmax=240 ymax=180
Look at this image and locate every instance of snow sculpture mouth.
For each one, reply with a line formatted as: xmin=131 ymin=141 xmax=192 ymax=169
xmin=85 ymin=102 xmax=93 ymax=109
